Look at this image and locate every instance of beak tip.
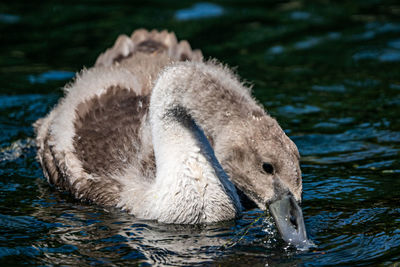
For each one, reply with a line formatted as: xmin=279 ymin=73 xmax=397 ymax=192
xmin=268 ymin=194 xmax=315 ymax=250
xmin=286 ymin=236 xmax=316 ymax=251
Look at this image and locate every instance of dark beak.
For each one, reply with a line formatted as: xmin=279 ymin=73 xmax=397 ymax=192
xmin=269 ymin=193 xmax=313 ymax=250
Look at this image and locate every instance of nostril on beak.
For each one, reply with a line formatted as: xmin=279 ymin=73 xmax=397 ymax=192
xmin=290 ymin=214 xmax=298 ymax=230
xmin=289 ymin=196 xmax=298 ymax=230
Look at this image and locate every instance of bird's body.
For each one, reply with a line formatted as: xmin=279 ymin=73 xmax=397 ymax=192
xmin=35 ymin=29 xmax=311 ymax=247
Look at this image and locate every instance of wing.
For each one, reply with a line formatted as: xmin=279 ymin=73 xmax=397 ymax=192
xmin=34 ymin=66 xmax=154 ymax=206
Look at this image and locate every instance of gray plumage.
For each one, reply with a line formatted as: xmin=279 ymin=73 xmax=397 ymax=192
xmin=34 ymin=29 xmax=303 ymax=227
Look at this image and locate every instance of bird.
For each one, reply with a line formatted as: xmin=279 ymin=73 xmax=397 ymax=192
xmin=34 ymin=29 xmax=310 ymax=247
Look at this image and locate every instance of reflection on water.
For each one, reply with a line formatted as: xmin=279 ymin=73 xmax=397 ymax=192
xmin=28 ymin=71 xmax=75 ymax=84
xmin=3 ymin=180 xmax=280 ymax=265
xmin=0 ymin=0 xmax=399 ymax=265
xmin=0 ymin=14 xmax=20 ymax=24
xmin=175 ymin=2 xmax=224 ymax=21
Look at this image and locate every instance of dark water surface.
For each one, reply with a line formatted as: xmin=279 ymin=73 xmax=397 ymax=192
xmin=1 ymin=1 xmax=399 ymax=266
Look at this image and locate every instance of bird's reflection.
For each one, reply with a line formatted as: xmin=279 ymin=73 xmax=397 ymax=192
xmin=32 ymin=178 xmax=281 ymax=265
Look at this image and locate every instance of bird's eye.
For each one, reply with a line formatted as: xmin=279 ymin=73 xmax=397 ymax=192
xmin=262 ymin=162 xmax=274 ymax=174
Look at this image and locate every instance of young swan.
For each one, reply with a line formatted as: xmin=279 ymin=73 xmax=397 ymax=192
xmin=35 ymin=29 xmax=310 ymax=248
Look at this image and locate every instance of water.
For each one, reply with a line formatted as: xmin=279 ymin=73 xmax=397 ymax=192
xmin=1 ymin=0 xmax=399 ymax=265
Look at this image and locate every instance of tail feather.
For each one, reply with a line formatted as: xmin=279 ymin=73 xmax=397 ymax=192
xmin=95 ymin=29 xmax=203 ymax=67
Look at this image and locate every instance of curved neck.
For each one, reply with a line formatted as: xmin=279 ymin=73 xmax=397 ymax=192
xmin=150 ymin=104 xmax=228 ymax=191
xmin=150 ymin=106 xmax=203 ymax=185
xmin=147 ymin=70 xmax=242 ymax=223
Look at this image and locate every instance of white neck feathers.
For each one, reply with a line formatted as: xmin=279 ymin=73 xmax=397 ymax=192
xmin=136 ymin=67 xmax=242 ymax=224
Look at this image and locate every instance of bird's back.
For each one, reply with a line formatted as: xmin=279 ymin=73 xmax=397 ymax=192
xmin=96 ymin=29 xmax=203 ymax=94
